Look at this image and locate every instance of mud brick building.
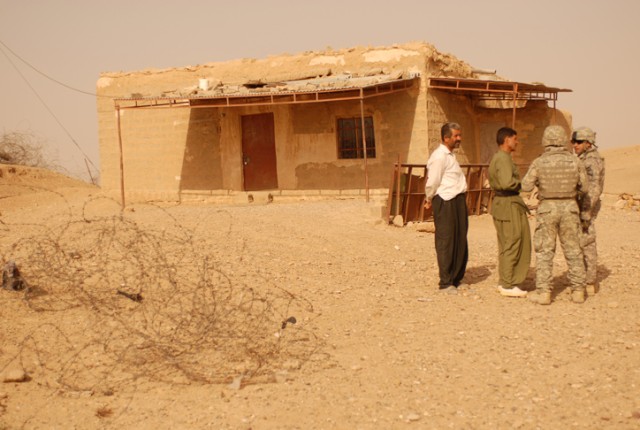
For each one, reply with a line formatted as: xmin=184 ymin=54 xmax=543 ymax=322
xmin=96 ymin=42 xmax=570 ymax=204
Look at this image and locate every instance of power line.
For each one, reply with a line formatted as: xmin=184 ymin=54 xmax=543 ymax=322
xmin=0 ymin=39 xmax=99 ymax=175
xmin=0 ymin=38 xmax=98 ymax=97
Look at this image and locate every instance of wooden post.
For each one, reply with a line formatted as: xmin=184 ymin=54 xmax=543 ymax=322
xmin=511 ymin=83 xmax=518 ymax=128
xmin=395 ymin=154 xmax=401 ymax=218
xmin=385 ymin=160 xmax=399 ymax=223
xmin=116 ymin=104 xmax=126 ymax=210
xmin=360 ymin=94 xmax=369 ymax=202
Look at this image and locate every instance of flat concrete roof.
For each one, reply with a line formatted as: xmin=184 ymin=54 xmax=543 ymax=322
xmin=114 ymin=74 xmax=420 ymax=109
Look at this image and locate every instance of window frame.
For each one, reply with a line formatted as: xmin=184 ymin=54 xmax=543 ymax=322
xmin=336 ymin=116 xmax=376 ymax=160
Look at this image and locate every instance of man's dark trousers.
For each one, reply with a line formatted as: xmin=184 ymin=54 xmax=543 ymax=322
xmin=432 ymin=193 xmax=468 ymax=288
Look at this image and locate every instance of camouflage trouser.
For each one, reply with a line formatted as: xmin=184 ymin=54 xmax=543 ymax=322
xmin=580 ymin=220 xmax=598 ymax=285
xmin=533 ymin=200 xmax=586 ymax=293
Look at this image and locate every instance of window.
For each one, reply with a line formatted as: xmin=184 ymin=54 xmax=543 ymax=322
xmin=337 ymin=117 xmax=376 ymax=159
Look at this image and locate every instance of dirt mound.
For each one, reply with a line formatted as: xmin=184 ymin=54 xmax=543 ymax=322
xmin=0 ymin=163 xmax=93 ymax=189
xmin=600 ymin=144 xmax=640 ymax=195
xmin=0 ymin=164 xmax=98 ymax=213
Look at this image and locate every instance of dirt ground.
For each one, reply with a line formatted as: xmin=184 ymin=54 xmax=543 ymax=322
xmin=1 ymin=146 xmax=639 ymax=429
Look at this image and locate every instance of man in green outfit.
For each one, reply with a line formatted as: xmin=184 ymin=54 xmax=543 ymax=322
xmin=489 ymin=127 xmax=531 ymax=297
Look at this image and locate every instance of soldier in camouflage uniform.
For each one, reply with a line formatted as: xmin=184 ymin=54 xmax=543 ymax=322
xmin=571 ymin=127 xmax=605 ymax=295
xmin=522 ymin=125 xmax=589 ymax=305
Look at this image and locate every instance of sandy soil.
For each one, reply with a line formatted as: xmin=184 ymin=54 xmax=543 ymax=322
xmin=0 ymin=147 xmax=639 ymax=430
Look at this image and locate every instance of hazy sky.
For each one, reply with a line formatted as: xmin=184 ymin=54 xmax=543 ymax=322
xmin=1 ymin=0 xmax=638 ymax=180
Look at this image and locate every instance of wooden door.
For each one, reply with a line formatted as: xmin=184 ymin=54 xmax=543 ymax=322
xmin=241 ymin=113 xmax=278 ymax=191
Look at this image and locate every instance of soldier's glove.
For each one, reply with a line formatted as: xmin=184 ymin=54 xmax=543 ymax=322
xmin=580 ymin=219 xmax=590 ymax=233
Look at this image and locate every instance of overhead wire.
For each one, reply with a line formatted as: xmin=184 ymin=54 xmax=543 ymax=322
xmin=0 ymin=38 xmax=101 ymax=97
xmin=0 ymin=38 xmax=99 ymax=174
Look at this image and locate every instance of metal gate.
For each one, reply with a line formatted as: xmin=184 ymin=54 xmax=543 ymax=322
xmin=386 ymin=163 xmax=501 ymax=224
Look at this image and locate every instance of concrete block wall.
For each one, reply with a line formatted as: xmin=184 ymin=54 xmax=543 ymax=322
xmin=104 ymin=107 xmax=191 ymax=201
xmin=426 ymin=91 xmax=478 ymax=164
xmin=474 ymin=101 xmax=573 ymax=165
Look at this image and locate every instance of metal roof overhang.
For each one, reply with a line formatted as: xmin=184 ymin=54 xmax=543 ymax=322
xmin=114 ymin=75 xmax=420 ymax=110
xmin=428 ymin=77 xmax=571 ymax=101
xmin=429 ymin=77 xmax=572 ymax=129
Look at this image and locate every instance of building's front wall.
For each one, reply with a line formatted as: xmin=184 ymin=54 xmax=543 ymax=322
xmin=287 ymin=88 xmax=421 ymax=190
xmin=176 ymin=86 xmax=422 ymax=194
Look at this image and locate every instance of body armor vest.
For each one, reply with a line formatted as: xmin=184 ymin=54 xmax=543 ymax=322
xmin=536 ymin=151 xmax=580 ymax=199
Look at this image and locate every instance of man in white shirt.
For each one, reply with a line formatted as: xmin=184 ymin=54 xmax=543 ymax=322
xmin=424 ymin=122 xmax=469 ymax=293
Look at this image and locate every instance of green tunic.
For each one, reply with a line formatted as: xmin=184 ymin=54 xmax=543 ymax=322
xmin=488 ymin=150 xmax=532 ymax=288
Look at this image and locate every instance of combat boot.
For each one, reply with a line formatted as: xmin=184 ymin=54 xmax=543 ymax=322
xmin=586 ymin=284 xmax=598 ymax=295
xmin=498 ymin=285 xmax=528 ymax=298
xmin=571 ymin=289 xmax=586 ymax=304
xmin=528 ymin=290 xmax=551 ymax=305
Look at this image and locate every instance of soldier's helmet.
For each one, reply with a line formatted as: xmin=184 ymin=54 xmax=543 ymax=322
xmin=542 ymin=125 xmax=568 ymax=147
xmin=571 ymin=126 xmax=596 ymax=144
